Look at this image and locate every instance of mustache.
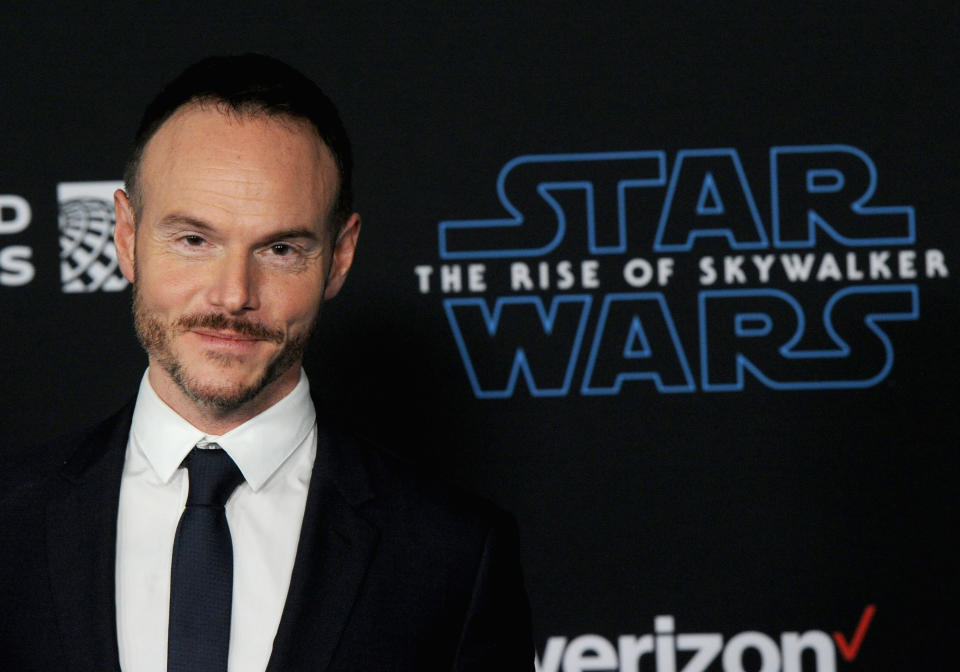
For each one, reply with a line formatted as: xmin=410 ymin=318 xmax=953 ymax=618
xmin=177 ymin=313 xmax=284 ymax=344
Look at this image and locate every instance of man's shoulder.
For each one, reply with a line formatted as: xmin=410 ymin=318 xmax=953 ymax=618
xmin=315 ymin=419 xmax=515 ymax=542
xmin=302 ymin=417 xmax=534 ymax=669
xmin=0 ymin=401 xmax=134 ymax=505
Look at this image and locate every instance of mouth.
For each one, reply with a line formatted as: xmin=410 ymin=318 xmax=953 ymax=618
xmin=190 ymin=328 xmax=264 ymax=342
xmin=188 ymin=328 xmax=271 ymax=352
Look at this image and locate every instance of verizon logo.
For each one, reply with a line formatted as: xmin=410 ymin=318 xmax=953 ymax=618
xmin=537 ymin=606 xmax=875 ymax=672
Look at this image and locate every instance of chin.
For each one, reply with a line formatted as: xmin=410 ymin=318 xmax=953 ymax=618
xmin=169 ymin=343 xmax=304 ymax=412
xmin=169 ymin=362 xmax=271 ymax=411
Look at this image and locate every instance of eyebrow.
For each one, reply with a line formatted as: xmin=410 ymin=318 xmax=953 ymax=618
xmin=156 ymin=214 xmax=322 ymax=243
xmin=157 ymin=213 xmax=214 ymax=232
xmin=264 ymin=227 xmax=321 ymax=242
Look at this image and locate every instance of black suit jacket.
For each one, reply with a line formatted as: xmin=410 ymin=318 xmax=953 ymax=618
xmin=0 ymin=402 xmax=533 ymax=671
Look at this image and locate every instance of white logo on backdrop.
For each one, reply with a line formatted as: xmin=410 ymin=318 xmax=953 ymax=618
xmin=57 ymin=181 xmax=127 ymax=293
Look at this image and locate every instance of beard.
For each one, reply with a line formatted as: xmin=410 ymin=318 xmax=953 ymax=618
xmin=132 ymin=283 xmax=315 ymax=412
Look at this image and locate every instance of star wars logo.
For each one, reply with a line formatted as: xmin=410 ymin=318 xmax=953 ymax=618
xmin=418 ymin=145 xmax=949 ymax=397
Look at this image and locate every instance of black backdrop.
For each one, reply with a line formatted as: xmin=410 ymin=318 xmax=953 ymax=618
xmin=2 ymin=3 xmax=957 ymax=670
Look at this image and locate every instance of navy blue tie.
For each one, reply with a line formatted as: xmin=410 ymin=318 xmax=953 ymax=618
xmin=168 ymin=447 xmax=244 ymax=672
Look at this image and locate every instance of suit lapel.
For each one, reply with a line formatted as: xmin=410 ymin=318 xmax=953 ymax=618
xmin=266 ymin=420 xmax=378 ymax=672
xmin=45 ymin=403 xmax=132 ymax=672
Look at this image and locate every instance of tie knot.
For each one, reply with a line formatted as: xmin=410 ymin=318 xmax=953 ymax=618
xmin=183 ymin=447 xmax=244 ymax=507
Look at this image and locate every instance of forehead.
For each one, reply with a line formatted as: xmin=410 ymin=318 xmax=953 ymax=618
xmin=138 ymin=104 xmax=338 ymax=229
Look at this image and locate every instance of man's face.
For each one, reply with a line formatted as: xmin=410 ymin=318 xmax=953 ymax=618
xmin=114 ymin=104 xmax=359 ymax=417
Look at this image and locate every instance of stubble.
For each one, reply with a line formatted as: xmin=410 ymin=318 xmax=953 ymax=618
xmin=131 ymin=283 xmax=315 ymax=411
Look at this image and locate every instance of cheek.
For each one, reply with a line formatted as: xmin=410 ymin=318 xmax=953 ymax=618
xmin=268 ymin=279 xmax=325 ymax=325
xmin=136 ymin=261 xmax=205 ymax=314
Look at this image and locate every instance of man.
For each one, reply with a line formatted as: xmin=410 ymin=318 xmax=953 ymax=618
xmin=0 ymin=54 xmax=533 ymax=671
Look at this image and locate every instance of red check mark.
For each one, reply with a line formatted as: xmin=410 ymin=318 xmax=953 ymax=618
xmin=833 ymin=604 xmax=876 ymax=662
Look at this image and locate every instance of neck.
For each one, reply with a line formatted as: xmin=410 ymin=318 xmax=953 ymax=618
xmin=147 ymin=364 xmax=300 ymax=435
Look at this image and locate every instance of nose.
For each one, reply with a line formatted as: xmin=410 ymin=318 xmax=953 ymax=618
xmin=206 ymin=249 xmax=259 ymax=314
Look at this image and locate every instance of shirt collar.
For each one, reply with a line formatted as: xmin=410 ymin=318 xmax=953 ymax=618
xmin=130 ymin=369 xmax=316 ymax=492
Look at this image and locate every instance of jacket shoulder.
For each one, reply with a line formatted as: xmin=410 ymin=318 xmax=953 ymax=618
xmin=0 ymin=401 xmax=134 ymax=506
xmin=322 ymin=421 xmax=512 ymax=534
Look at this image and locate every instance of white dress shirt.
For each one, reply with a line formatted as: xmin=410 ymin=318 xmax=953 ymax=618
xmin=116 ymin=369 xmax=317 ymax=672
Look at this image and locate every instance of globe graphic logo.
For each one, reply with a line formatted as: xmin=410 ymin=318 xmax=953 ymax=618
xmin=58 ymin=197 xmax=128 ymax=292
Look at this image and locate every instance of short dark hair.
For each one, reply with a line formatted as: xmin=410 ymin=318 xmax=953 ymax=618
xmin=123 ymin=53 xmax=353 ymax=230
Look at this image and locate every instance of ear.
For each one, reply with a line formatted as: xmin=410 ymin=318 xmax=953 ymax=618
xmin=323 ymin=212 xmax=361 ymax=300
xmin=114 ymin=189 xmax=137 ymax=283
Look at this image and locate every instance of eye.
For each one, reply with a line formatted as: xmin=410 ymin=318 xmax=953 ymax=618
xmin=258 ymin=239 xmax=311 ymax=269
xmin=183 ymin=235 xmax=206 ymax=246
